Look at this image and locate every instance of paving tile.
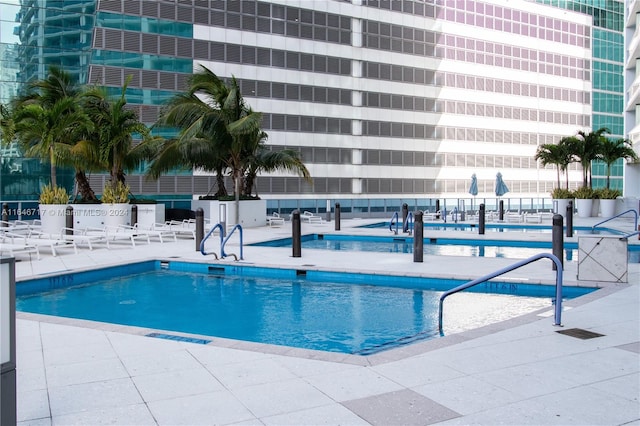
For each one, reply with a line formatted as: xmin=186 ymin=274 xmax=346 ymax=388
xmin=44 ymin=357 xmax=129 ymax=388
xmin=231 ymin=377 xmax=335 ymax=419
xmin=203 ymin=357 xmax=298 ymax=389
xmin=590 ymin=373 xmax=639 ymax=401
xmin=119 ymin=347 xmax=203 ymax=377
xmin=42 ymin=340 xmax=117 ymax=366
xmin=414 ymin=375 xmax=524 ymax=415
xmin=342 ymin=388 xmax=460 ymax=425
xmin=262 ymin=403 xmax=370 ymax=425
xmin=51 ymin=403 xmax=156 ymax=425
xmin=107 ymin=331 xmax=185 ymax=357
xmin=529 ymin=384 xmax=640 ymax=425
xmin=132 ymin=367 xmax=225 ymax=401
xmin=16 ymin=389 xmax=50 ymax=423
xmin=18 ymin=418 xmax=52 ymax=426
xmin=303 ymin=366 xmax=403 ymax=402
xmin=48 ymin=378 xmax=143 ymax=417
xmin=147 ymin=390 xmax=255 ymax=425
xmin=371 ymin=355 xmax=466 ymax=388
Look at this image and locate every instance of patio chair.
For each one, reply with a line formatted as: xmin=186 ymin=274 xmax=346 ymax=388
xmin=266 ymin=212 xmax=286 ymax=227
xmin=301 ymin=211 xmax=323 ymax=223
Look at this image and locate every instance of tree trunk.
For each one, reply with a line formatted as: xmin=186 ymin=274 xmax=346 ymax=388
xmin=75 ymin=170 xmax=98 ymax=202
xmin=215 ymin=171 xmax=227 ymax=197
xmin=49 ymin=146 xmax=57 ymax=188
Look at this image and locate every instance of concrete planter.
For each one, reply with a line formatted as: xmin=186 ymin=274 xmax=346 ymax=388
xmin=102 ymin=203 xmax=130 ymax=228
xmin=575 ymin=198 xmax=593 ymax=218
xmin=38 ymin=204 xmax=68 ymax=235
xmin=132 ymin=203 xmax=165 ymax=229
xmin=599 ymin=199 xmax=618 ymax=218
xmin=552 ymin=199 xmax=573 ymax=218
xmin=191 ymin=199 xmax=267 ymax=228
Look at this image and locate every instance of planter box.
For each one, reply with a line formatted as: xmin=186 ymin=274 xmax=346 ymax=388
xmin=599 ymin=199 xmax=620 ymax=218
xmin=191 ymin=199 xmax=267 ymax=228
xmin=132 ymin=204 xmax=165 ymax=229
xmin=575 ymin=199 xmax=593 ymax=218
xmin=552 ymin=199 xmax=573 ymax=218
xmin=38 ymin=204 xmax=68 ymax=235
xmin=71 ymin=204 xmax=107 ymax=229
xmin=103 ymin=203 xmax=130 ymax=228
xmin=70 ymin=204 xmax=131 ymax=229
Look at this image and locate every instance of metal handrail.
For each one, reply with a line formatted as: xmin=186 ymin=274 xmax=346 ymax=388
xmin=592 ymin=209 xmax=638 ymax=232
xmin=403 ymin=211 xmax=414 ymax=234
xmin=389 ymin=211 xmax=399 ymax=234
xmin=221 ymin=224 xmax=243 ymax=259
xmin=620 ymin=230 xmax=640 ymax=240
xmin=438 ymin=253 xmax=563 ymax=335
xmin=200 ymin=223 xmax=224 ymax=256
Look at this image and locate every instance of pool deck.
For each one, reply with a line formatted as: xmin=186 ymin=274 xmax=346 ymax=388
xmin=11 ymin=216 xmax=640 ymax=425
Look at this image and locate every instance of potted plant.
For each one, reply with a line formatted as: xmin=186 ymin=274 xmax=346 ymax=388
xmin=573 ymin=186 xmax=595 ymax=218
xmin=38 ymin=184 xmax=70 ymax=235
xmin=595 ymin=188 xmax=622 ymax=218
xmin=551 ymin=188 xmax=574 ymax=218
xmin=101 ymin=181 xmax=130 ymax=227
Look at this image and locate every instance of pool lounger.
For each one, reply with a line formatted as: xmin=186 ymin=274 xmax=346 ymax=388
xmin=301 ymin=211 xmax=323 ymax=223
xmin=1 ymin=231 xmax=73 ymax=257
xmin=267 ymin=213 xmax=285 ymax=227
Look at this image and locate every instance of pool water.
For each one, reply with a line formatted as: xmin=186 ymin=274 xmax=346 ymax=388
xmin=252 ymin=234 xmax=640 ymax=263
xmin=360 ymin=221 xmax=626 ymax=235
xmin=16 ymin=262 xmax=594 ymax=355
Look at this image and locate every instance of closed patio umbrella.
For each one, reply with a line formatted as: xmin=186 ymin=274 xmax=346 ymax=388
xmin=469 ymin=173 xmax=478 ymax=211
xmin=469 ymin=174 xmax=478 ymax=196
xmin=495 ymin=172 xmax=509 ymax=197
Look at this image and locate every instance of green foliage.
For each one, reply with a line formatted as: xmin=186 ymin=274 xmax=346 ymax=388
xmin=550 ymin=188 xmax=573 ymax=199
xmin=573 ymin=186 xmax=596 ymax=199
xmin=101 ymin=181 xmax=130 ymax=203
xmin=594 ymin=188 xmax=621 ymax=199
xmin=39 ymin=184 xmax=69 ymax=204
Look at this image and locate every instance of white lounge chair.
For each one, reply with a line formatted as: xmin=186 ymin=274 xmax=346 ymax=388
xmin=0 ymin=233 xmax=41 ymax=259
xmin=266 ymin=212 xmax=285 ymax=227
xmin=128 ymin=223 xmax=177 ymax=243
xmin=301 ymin=211 xmax=322 ymax=223
xmin=2 ymin=230 xmax=76 ymax=256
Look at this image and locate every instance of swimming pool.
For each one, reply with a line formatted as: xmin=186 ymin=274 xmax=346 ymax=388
xmin=251 ymin=234 xmax=640 ymax=263
xmin=359 ymin=221 xmax=625 ymax=235
xmin=17 ymin=261 xmax=595 ymax=355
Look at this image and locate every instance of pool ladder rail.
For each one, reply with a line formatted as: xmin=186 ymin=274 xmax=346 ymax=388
xmin=389 ymin=211 xmax=414 ymax=235
xmin=438 ymin=253 xmax=564 ymax=335
xmin=592 ymin=209 xmax=639 ymax=239
xmin=200 ymin=223 xmax=244 ymax=260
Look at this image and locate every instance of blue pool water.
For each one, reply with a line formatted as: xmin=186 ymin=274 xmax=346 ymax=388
xmin=17 ymin=261 xmax=595 ymax=355
xmin=360 ymin=221 xmax=625 ymax=235
xmin=252 ymin=234 xmax=640 ymax=263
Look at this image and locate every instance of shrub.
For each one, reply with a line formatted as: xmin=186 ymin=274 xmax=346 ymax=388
xmin=573 ymin=186 xmax=596 ymax=199
xmin=101 ymin=181 xmax=130 ymax=203
xmin=39 ymin=184 xmax=69 ymax=204
xmin=550 ymin=188 xmax=573 ymax=199
xmin=595 ymin=188 xmax=621 ymax=199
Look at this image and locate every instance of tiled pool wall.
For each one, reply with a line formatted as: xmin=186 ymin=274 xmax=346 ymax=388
xmin=17 ymin=260 xmax=596 ymax=300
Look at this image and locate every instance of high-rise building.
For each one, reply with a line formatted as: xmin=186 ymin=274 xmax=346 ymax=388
xmin=535 ymin=0 xmax=628 ymax=192
xmin=1 ymin=1 xmax=596 ymax=214
xmin=624 ymin=0 xmax=640 ymax=198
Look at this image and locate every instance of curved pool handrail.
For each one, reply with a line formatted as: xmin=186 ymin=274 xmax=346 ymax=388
xmin=403 ymin=211 xmax=414 ymax=234
xmin=592 ymin=209 xmax=638 ymax=232
xmin=221 ymin=224 xmax=243 ymax=260
xmin=200 ymin=223 xmax=224 ymax=256
xmin=438 ymin=253 xmax=563 ymax=335
xmin=389 ymin=211 xmax=399 ymax=234
xmin=620 ymin=230 xmax=640 ymax=240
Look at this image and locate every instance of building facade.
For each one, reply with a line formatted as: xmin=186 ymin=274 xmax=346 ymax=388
xmin=1 ymin=0 xmax=596 ymax=213
xmin=625 ymin=0 xmax=640 ymax=198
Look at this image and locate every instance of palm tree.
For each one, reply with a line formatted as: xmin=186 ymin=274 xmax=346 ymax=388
xmin=535 ymin=137 xmax=575 ymax=190
xmin=242 ymin=131 xmax=311 ymax=196
xmin=152 ymin=65 xmax=283 ymax=224
xmin=596 ymin=138 xmax=639 ymax=189
xmin=82 ymin=78 xmax=153 ymax=191
xmin=12 ymin=97 xmax=93 ymax=189
xmin=11 ymin=66 xmax=98 ymax=201
xmin=574 ymin=127 xmax=609 ymax=188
